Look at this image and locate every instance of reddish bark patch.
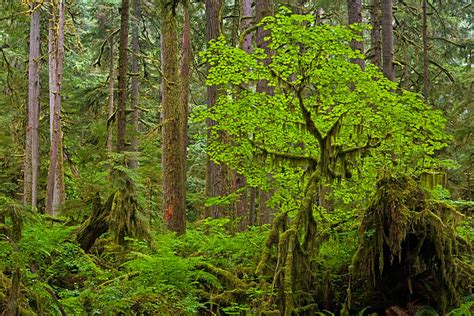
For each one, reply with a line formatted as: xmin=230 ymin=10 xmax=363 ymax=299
xmin=164 ymin=205 xmax=173 ymax=221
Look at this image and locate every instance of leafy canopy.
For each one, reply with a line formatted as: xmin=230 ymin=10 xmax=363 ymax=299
xmin=200 ymin=8 xmax=449 ymax=208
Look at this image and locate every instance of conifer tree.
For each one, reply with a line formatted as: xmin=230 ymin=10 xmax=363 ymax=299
xmin=24 ymin=1 xmax=41 ymax=209
xmin=161 ymin=0 xmax=187 ymax=234
xmin=46 ymin=0 xmax=66 ymax=215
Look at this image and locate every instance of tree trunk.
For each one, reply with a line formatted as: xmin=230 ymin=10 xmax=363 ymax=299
xmin=205 ymin=0 xmax=228 ymax=218
xmin=422 ymin=0 xmax=429 ymax=100
xmin=370 ymin=0 xmax=382 ymax=69
xmin=381 ymin=0 xmax=394 ymax=80
xmin=46 ymin=0 xmax=66 ymax=216
xmin=24 ymin=1 xmax=41 ymax=209
xmin=248 ymin=187 xmax=256 ymax=226
xmin=230 ymin=0 xmax=239 ymax=47
xmin=240 ymin=0 xmax=253 ymax=51
xmin=347 ymin=0 xmax=364 ymax=69
xmin=116 ymin=0 xmax=129 ymax=153
xmin=255 ymin=0 xmax=274 ymax=225
xmin=106 ymin=34 xmax=115 ymax=152
xmin=129 ymin=0 xmax=141 ymax=168
xmin=161 ymin=0 xmax=186 ymax=234
xmin=77 ymin=194 xmax=112 ymax=253
xmin=5 ymin=267 xmax=21 ymax=315
xmin=258 ymin=189 xmax=271 ymax=225
xmin=179 ymin=0 xmax=191 ymax=224
xmin=255 ymin=0 xmax=273 ymax=93
xmin=48 ymin=3 xmax=56 ymax=142
xmin=232 ymin=0 xmax=254 ymax=228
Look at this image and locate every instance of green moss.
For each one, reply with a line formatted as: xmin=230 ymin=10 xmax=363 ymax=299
xmin=352 ymin=176 xmax=473 ymax=313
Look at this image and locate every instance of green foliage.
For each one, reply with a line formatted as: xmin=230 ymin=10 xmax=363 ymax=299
xmin=201 ymin=7 xmax=450 ymax=217
xmin=181 ymin=218 xmax=268 ymax=270
xmin=200 ymin=9 xmax=453 ymax=314
xmin=446 ymin=296 xmax=474 ymax=316
xmin=0 ymin=0 xmax=471 ymax=314
xmin=0 ymin=215 xmax=271 ymax=314
xmin=83 ymin=234 xmax=203 ymax=315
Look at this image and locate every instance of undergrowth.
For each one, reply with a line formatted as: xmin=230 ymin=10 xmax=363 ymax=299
xmin=0 ymin=207 xmax=471 ymax=315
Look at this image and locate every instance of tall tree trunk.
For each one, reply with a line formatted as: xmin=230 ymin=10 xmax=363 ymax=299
xmin=161 ymin=0 xmax=186 ymax=234
xmin=117 ymin=0 xmax=129 ymax=153
xmin=381 ymin=0 xmax=394 ymax=80
xmin=48 ymin=3 xmax=56 ymax=143
xmin=370 ymin=0 xmax=382 ymax=69
xmin=24 ymin=1 xmax=41 ymax=209
xmin=106 ymin=34 xmax=115 ymax=152
xmin=347 ymin=0 xmax=364 ymax=69
xmin=180 ymin=0 xmax=191 ymax=223
xmin=48 ymin=3 xmax=56 ymax=144
xmin=231 ymin=0 xmax=254 ymax=228
xmin=422 ymin=0 xmax=429 ymax=100
xmin=129 ymin=0 xmax=141 ymax=168
xmin=46 ymin=0 xmax=66 ymax=215
xmin=205 ymin=0 xmax=228 ymax=218
xmin=255 ymin=0 xmax=274 ymax=225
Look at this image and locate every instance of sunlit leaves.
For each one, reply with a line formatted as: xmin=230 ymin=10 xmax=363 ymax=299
xmin=201 ymin=8 xmax=450 ymax=210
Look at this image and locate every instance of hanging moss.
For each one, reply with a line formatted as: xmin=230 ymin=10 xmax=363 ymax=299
xmin=108 ymin=170 xmax=150 ymax=245
xmin=255 ymin=170 xmax=321 ymax=315
xmin=77 ymin=169 xmax=150 ymax=252
xmin=351 ymin=176 xmax=473 ymax=313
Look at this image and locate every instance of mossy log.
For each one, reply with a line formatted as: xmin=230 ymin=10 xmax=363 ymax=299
xmin=76 ymin=194 xmax=112 ymax=253
xmin=351 ymin=176 xmax=473 ymax=313
xmin=196 ymin=262 xmax=248 ymax=290
xmin=76 ymin=171 xmax=150 ymax=252
xmin=195 ymin=262 xmax=252 ymax=312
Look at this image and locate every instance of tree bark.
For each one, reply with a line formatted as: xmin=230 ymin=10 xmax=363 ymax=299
xmin=422 ymin=0 xmax=429 ymax=100
xmin=161 ymin=0 xmax=186 ymax=234
xmin=129 ymin=0 xmax=141 ymax=168
xmin=248 ymin=187 xmax=256 ymax=226
xmin=48 ymin=3 xmax=56 ymax=142
xmin=46 ymin=0 xmax=66 ymax=216
xmin=231 ymin=0 xmax=254 ymax=228
xmin=381 ymin=0 xmax=394 ymax=80
xmin=116 ymin=0 xmax=129 ymax=153
xmin=76 ymin=194 xmax=112 ymax=253
xmin=255 ymin=0 xmax=273 ymax=93
xmin=370 ymin=0 xmax=382 ymax=69
xmin=179 ymin=0 xmax=191 ymax=225
xmin=24 ymin=1 xmax=41 ymax=209
xmin=347 ymin=0 xmax=364 ymax=69
xmin=205 ymin=0 xmax=228 ymax=218
xmin=230 ymin=0 xmax=239 ymax=47
xmin=106 ymin=34 xmax=115 ymax=152
xmin=240 ymin=0 xmax=253 ymax=52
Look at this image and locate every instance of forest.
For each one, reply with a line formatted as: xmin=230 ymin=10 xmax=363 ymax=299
xmin=0 ymin=0 xmax=472 ymax=315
